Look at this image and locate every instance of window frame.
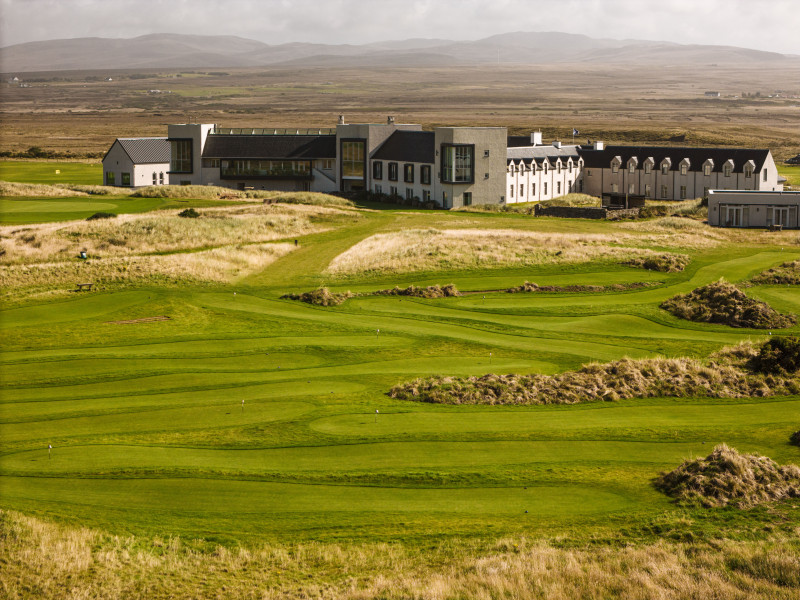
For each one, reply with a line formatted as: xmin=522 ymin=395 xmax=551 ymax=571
xmin=420 ymin=165 xmax=431 ymax=185
xmin=121 ymin=172 xmax=131 ymax=187
xmin=105 ymin=171 xmax=115 ymax=185
xmin=168 ymin=138 xmax=193 ymax=174
xmin=440 ymin=144 xmax=475 ymax=184
xmin=388 ymin=162 xmax=398 ymax=182
xmin=340 ymin=138 xmax=366 ymax=181
xmin=372 ymin=161 xmax=383 ymax=180
xmin=403 ymin=163 xmax=414 ymax=184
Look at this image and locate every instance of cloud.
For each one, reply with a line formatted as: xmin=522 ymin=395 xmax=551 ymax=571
xmin=1 ymin=0 xmax=798 ymax=54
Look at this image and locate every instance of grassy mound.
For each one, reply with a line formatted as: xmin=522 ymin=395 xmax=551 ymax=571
xmin=654 ymin=444 xmax=800 ymax=508
xmin=751 ymin=260 xmax=800 ymax=285
xmin=625 ymin=253 xmax=690 ymax=272
xmin=250 ymin=191 xmax=354 ymax=207
xmin=374 ymin=284 xmax=460 ymax=298
xmin=661 ymin=280 xmax=796 ymax=329
xmin=751 ymin=336 xmax=800 ymax=374
xmin=506 ymin=281 xmax=658 ymax=293
xmin=281 ymin=287 xmax=353 ymax=306
xmin=388 ymin=344 xmax=800 ymax=405
xmin=791 ymin=431 xmax=800 ymax=447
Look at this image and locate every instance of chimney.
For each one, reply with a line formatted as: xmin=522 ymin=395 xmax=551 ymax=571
xmin=338 ymin=115 xmax=345 ymax=125
xmin=531 ymin=131 xmax=542 ymax=146
xmin=552 ymin=141 xmax=562 ymax=149
xmin=594 ymin=141 xmax=605 ymax=150
xmin=387 ymin=116 xmax=395 ymax=125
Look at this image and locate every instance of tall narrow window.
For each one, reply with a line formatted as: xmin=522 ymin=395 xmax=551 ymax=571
xmin=544 ymin=182 xmax=548 ymax=195
xmin=170 ymin=139 xmax=192 ymax=173
xmin=520 ymin=184 xmax=524 ymax=197
xmin=661 ymin=185 xmax=668 ymax=198
xmin=463 ymin=192 xmax=472 ymax=206
xmin=510 ymin=185 xmax=514 ymax=198
xmin=121 ymin=172 xmax=131 ymax=186
xmin=159 ymin=172 xmax=164 ymax=184
xmin=441 ymin=145 xmax=474 ymax=183
xmin=372 ymin=161 xmax=383 ymax=180
xmin=661 ymin=163 xmax=669 ymax=175
xmin=531 ymin=183 xmax=536 ymax=195
xmin=106 ymin=171 xmax=115 ymax=185
xmin=152 ymin=172 xmax=157 ymax=185
xmin=763 ymin=169 xmax=768 ymax=182
xmin=680 ymin=185 xmax=687 ymax=199
xmin=404 ymin=164 xmax=414 ymax=183
xmin=680 ymin=164 xmax=688 ymax=176
xmin=421 ymin=165 xmax=431 ymax=185
xmin=724 ymin=164 xmax=732 ymax=177
xmin=704 ymin=164 xmax=712 ymax=176
xmin=629 ymin=163 xmax=635 ymax=174
xmin=644 ymin=163 xmax=652 ymax=175
xmin=557 ymin=181 xmax=561 ymax=194
xmin=388 ymin=162 xmax=398 ymax=181
xmin=645 ymin=184 xmax=652 ymax=197
xmin=628 ymin=183 xmax=635 ymax=194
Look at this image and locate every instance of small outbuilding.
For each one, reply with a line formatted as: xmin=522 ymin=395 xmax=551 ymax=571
xmin=708 ymin=190 xmax=800 ymax=229
xmin=102 ymin=137 xmax=170 ymax=188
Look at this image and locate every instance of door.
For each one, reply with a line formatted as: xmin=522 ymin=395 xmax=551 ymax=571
xmin=725 ymin=206 xmax=742 ymax=227
xmin=774 ymin=207 xmax=789 ymax=227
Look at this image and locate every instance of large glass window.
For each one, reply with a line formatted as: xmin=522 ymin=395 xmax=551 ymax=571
xmin=170 ymin=139 xmax=192 ymax=173
xmin=220 ymin=160 xmax=311 ymax=178
xmin=441 ymin=145 xmax=474 ymax=183
xmin=341 ymin=140 xmax=365 ymax=179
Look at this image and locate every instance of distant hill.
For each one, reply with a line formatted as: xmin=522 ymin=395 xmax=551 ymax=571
xmin=0 ymin=31 xmax=795 ymax=73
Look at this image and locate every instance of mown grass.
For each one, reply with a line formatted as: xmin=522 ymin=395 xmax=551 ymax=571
xmin=0 ymin=160 xmax=101 ymax=185
xmin=2 ymin=192 xmax=800 ymax=597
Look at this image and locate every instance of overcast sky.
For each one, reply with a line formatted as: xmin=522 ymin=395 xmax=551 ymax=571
xmin=2 ymin=0 xmax=798 ymax=54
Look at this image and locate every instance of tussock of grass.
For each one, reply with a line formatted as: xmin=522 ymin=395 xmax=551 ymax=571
xmin=389 ymin=342 xmax=800 ymax=405
xmin=655 ymin=444 xmax=800 ymax=508
xmin=661 ymin=280 xmax=796 ymax=329
xmin=455 ymin=194 xmax=601 ymax=214
xmin=751 ymin=260 xmax=800 ymax=285
xmin=539 ymin=193 xmax=602 ymax=208
xmin=325 ymin=228 xmax=680 ymax=276
xmin=4 ymin=509 xmax=800 ymax=599
xmin=625 ymin=252 xmax=690 ymax=272
xmin=281 ymin=287 xmax=353 ymax=306
xmin=249 ymin=191 xmax=355 ymax=207
xmin=374 ymin=284 xmax=460 ymax=298
xmin=130 ymin=185 xmax=243 ymax=199
xmin=506 ymin=280 xmax=659 ymax=293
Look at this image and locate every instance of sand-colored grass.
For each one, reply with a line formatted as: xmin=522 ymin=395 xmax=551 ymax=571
xmin=324 ymin=227 xmax=692 ymax=276
xmin=1 ymin=181 xmax=94 ymax=197
xmin=0 ymin=203 xmax=351 ymax=296
xmin=3 ymin=509 xmax=799 ymax=599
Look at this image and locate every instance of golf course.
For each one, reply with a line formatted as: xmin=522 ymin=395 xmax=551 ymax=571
xmin=2 ymin=166 xmax=800 ymax=597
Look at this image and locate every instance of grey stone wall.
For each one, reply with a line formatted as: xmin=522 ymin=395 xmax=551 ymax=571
xmin=533 ymin=205 xmax=640 ymax=219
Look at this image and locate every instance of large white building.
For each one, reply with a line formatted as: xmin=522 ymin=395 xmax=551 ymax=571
xmin=102 ymin=118 xmax=784 ymax=207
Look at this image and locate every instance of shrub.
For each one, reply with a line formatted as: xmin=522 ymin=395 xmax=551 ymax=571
xmin=281 ymin=287 xmax=353 ymax=306
xmin=178 ymin=208 xmax=200 ymax=218
xmin=625 ymin=253 xmax=690 ymax=273
xmin=751 ymin=336 xmax=800 ymax=374
xmin=661 ymin=280 xmax=796 ymax=329
xmin=654 ymin=444 xmax=800 ymax=508
xmin=86 ymin=212 xmax=116 ymax=221
xmin=790 ymin=430 xmax=800 ymax=447
xmin=751 ymin=261 xmax=800 ymax=285
xmin=373 ymin=284 xmax=460 ymax=298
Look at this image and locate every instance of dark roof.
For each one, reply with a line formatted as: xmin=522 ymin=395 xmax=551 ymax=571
xmin=578 ymin=145 xmax=771 ymax=173
xmin=371 ymin=131 xmax=435 ymax=164
xmin=109 ymin=138 xmax=170 ymax=164
xmin=507 ymin=135 xmax=532 ymax=147
xmin=202 ymin=135 xmax=336 ymax=159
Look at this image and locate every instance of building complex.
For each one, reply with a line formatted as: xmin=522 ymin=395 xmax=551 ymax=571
xmin=103 ymin=116 xmax=785 ymax=215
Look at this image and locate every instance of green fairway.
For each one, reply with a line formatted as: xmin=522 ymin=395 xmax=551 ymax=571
xmin=2 ymin=198 xmax=800 ymax=547
xmin=0 ymin=160 xmax=102 ymax=185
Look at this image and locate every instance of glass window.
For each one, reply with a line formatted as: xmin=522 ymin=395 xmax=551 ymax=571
xmin=463 ymin=192 xmax=472 ymax=206
xmin=544 ymin=182 xmax=548 ymax=195
xmin=159 ymin=172 xmax=164 ymax=184
xmin=645 ymin=184 xmax=652 ymax=197
xmin=531 ymin=183 xmax=536 ymax=196
xmin=680 ymin=185 xmax=687 ymax=199
xmin=661 ymin=185 xmax=668 ymax=198
xmin=644 ymin=163 xmax=652 ymax=175
xmin=388 ymin=162 xmax=398 ymax=181
xmin=509 ymin=185 xmax=514 ymax=198
xmin=341 ymin=140 xmax=365 ymax=179
xmin=170 ymin=140 xmax=192 ymax=173
xmin=121 ymin=172 xmax=131 ymax=186
xmin=745 ymin=166 xmax=752 ymax=178
xmin=557 ymin=181 xmax=562 ymax=194
xmin=520 ymin=184 xmax=524 ymax=197
xmin=374 ymin=184 xmax=382 ymax=194
xmin=322 ymin=159 xmax=334 ymax=170
xmin=372 ymin=161 xmax=383 ymax=180
xmin=421 ymin=165 xmax=431 ymax=185
xmin=724 ymin=164 xmax=732 ymax=177
xmin=629 ymin=163 xmax=635 ymax=174
xmin=423 ymin=190 xmax=431 ymax=202
xmin=405 ymin=188 xmax=414 ymax=200
xmin=404 ymin=164 xmax=414 ymax=183
xmin=628 ymin=183 xmax=635 ymax=194
xmin=680 ymin=164 xmax=688 ymax=175
xmin=661 ymin=163 xmax=669 ymax=175
xmin=152 ymin=172 xmax=157 ymax=184
xmin=105 ymin=171 xmax=115 ymax=185
xmin=704 ymin=164 xmax=711 ymax=176
xmin=220 ymin=160 xmax=311 ymax=178
xmin=611 ymin=183 xmax=618 ymax=193
xmin=763 ymin=169 xmax=768 ymax=181
xmin=441 ymin=145 xmax=474 ymax=183
xmin=612 ymin=163 xmax=619 ymax=174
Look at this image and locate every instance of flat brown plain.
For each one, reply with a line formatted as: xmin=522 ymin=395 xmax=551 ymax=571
xmin=2 ymin=62 xmax=799 ymax=159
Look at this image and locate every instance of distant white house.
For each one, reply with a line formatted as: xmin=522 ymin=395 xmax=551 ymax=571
xmin=102 ymin=138 xmax=170 ymax=188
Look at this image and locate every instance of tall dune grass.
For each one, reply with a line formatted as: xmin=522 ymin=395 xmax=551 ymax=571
xmin=2 ymin=509 xmax=799 ymax=599
xmin=325 ymin=228 xmax=691 ymax=276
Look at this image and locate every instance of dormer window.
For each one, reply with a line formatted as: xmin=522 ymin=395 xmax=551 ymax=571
xmin=557 ymin=162 xmax=562 ymax=174
xmin=704 ymin=164 xmax=711 ymax=176
xmin=661 ymin=163 xmax=669 ymax=175
xmin=680 ymin=164 xmax=687 ymax=176
xmin=544 ymin=163 xmax=548 ymax=175
xmin=568 ymin=161 xmax=573 ymax=173
xmin=644 ymin=159 xmax=653 ymax=175
xmin=744 ymin=160 xmax=755 ymax=179
xmin=629 ymin=163 xmax=635 ymax=174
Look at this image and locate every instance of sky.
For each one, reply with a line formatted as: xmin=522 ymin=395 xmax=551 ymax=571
xmin=1 ymin=0 xmax=799 ymax=55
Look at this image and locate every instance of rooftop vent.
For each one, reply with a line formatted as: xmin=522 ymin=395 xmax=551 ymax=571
xmin=338 ymin=115 xmax=345 ymax=125
xmin=387 ymin=116 xmax=395 ymax=125
xmin=531 ymin=131 xmax=542 ymax=146
xmin=552 ymin=141 xmax=562 ymax=149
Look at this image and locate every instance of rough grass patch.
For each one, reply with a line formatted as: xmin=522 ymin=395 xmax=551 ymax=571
xmin=625 ymin=252 xmax=690 ymax=272
xmin=751 ymin=260 xmax=800 ymax=285
xmin=654 ymin=444 xmax=800 ymax=508
xmin=281 ymin=287 xmax=353 ymax=306
xmin=374 ymin=284 xmax=460 ymax=298
xmin=661 ymin=280 xmax=796 ymax=329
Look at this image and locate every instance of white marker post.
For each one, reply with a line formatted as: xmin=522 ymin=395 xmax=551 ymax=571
xmin=241 ymin=399 xmax=245 ymax=413
xmin=375 ymin=409 xmax=379 ymax=423
xmin=489 ymin=352 xmax=492 ymax=365
xmin=376 ymin=328 xmax=380 ymax=338
xmin=48 ymin=444 xmax=52 ymax=460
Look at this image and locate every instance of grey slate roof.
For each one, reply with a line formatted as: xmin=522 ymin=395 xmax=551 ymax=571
xmin=507 ymin=144 xmax=580 ymax=165
xmin=115 ymin=138 xmax=170 ymax=164
xmin=202 ymin=135 xmax=336 ymax=160
xmin=372 ymin=131 xmax=435 ymax=164
xmin=578 ymin=145 xmax=771 ymax=173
